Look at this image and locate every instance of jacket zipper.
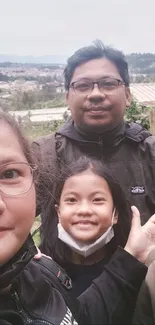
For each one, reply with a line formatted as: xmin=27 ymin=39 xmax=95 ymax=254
xmin=12 ymin=291 xmax=53 ymax=325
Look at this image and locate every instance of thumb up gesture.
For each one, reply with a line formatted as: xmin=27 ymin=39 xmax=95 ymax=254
xmin=124 ymin=206 xmax=155 ymax=264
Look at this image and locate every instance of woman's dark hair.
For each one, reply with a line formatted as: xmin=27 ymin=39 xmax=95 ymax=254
xmin=64 ymin=40 xmax=130 ymax=90
xmin=40 ymin=156 xmax=131 ymax=267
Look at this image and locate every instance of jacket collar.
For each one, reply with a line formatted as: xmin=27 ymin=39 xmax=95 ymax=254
xmin=0 ymin=235 xmax=37 ymax=290
xmin=57 ymin=118 xmax=151 ymax=146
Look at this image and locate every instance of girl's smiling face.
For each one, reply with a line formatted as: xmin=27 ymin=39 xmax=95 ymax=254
xmin=56 ymin=169 xmax=118 ymax=243
xmin=0 ymin=121 xmax=36 ymax=264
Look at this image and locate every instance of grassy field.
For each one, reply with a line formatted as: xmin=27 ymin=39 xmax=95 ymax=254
xmin=24 ymin=120 xmax=64 ymax=140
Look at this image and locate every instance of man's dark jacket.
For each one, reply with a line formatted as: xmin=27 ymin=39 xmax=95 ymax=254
xmin=32 ymin=118 xmax=155 ymax=224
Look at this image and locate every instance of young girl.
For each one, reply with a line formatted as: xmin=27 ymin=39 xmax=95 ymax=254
xmin=40 ymin=157 xmax=132 ymax=296
xmin=0 ymin=110 xmax=154 ymax=325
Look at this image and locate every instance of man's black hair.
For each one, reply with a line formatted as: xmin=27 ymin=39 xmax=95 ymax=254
xmin=64 ymin=40 xmax=130 ymax=90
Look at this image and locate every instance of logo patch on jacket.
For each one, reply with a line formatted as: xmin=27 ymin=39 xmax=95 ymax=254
xmin=131 ymin=186 xmax=145 ymax=194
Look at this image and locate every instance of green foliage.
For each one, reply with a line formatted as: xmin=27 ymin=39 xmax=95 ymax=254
xmin=126 ymin=98 xmax=141 ymax=121
xmin=125 ymin=97 xmax=150 ymax=129
xmin=7 ymin=88 xmax=65 ymax=111
xmin=33 ymin=231 xmax=40 ymax=246
xmin=23 ymin=119 xmax=64 ymax=140
xmin=31 ymin=216 xmax=41 ymax=246
xmin=11 ymin=90 xmax=39 ymax=111
xmin=43 ymin=94 xmax=66 ymax=108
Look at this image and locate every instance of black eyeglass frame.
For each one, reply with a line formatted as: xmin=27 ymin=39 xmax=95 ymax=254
xmin=69 ymin=77 xmax=125 ymax=93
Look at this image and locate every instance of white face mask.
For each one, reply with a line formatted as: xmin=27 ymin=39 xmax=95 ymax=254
xmin=58 ymin=209 xmax=116 ymax=258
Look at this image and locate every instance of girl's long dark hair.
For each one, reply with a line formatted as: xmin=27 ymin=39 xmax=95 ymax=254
xmin=39 ymin=157 xmax=131 ymax=267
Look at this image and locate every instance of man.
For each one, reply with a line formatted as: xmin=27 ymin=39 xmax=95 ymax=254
xmin=32 ymin=40 xmax=155 ymax=255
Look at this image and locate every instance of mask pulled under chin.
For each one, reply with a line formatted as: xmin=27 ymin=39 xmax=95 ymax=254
xmin=58 ymin=223 xmax=114 ymax=258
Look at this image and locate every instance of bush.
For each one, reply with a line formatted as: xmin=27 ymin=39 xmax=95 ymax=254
xmin=125 ymin=98 xmax=150 ymax=129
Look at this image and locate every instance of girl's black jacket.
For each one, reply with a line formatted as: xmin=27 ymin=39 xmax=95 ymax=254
xmin=0 ymin=235 xmax=147 ymax=325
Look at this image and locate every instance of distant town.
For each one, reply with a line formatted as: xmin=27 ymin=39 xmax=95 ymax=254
xmin=0 ymin=53 xmax=154 ymax=112
xmin=0 ymin=62 xmax=65 ymax=111
xmin=0 ymin=52 xmax=154 ymax=138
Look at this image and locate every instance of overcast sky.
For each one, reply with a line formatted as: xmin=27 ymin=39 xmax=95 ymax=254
xmin=0 ymin=0 xmax=154 ymax=56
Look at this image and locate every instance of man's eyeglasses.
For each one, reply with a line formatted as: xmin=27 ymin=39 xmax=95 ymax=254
xmin=69 ymin=77 xmax=125 ymax=95
xmin=0 ymin=162 xmax=37 ymax=196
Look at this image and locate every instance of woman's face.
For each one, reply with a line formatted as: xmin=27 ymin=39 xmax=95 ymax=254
xmin=56 ymin=169 xmax=118 ymax=243
xmin=0 ymin=121 xmax=36 ymax=264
